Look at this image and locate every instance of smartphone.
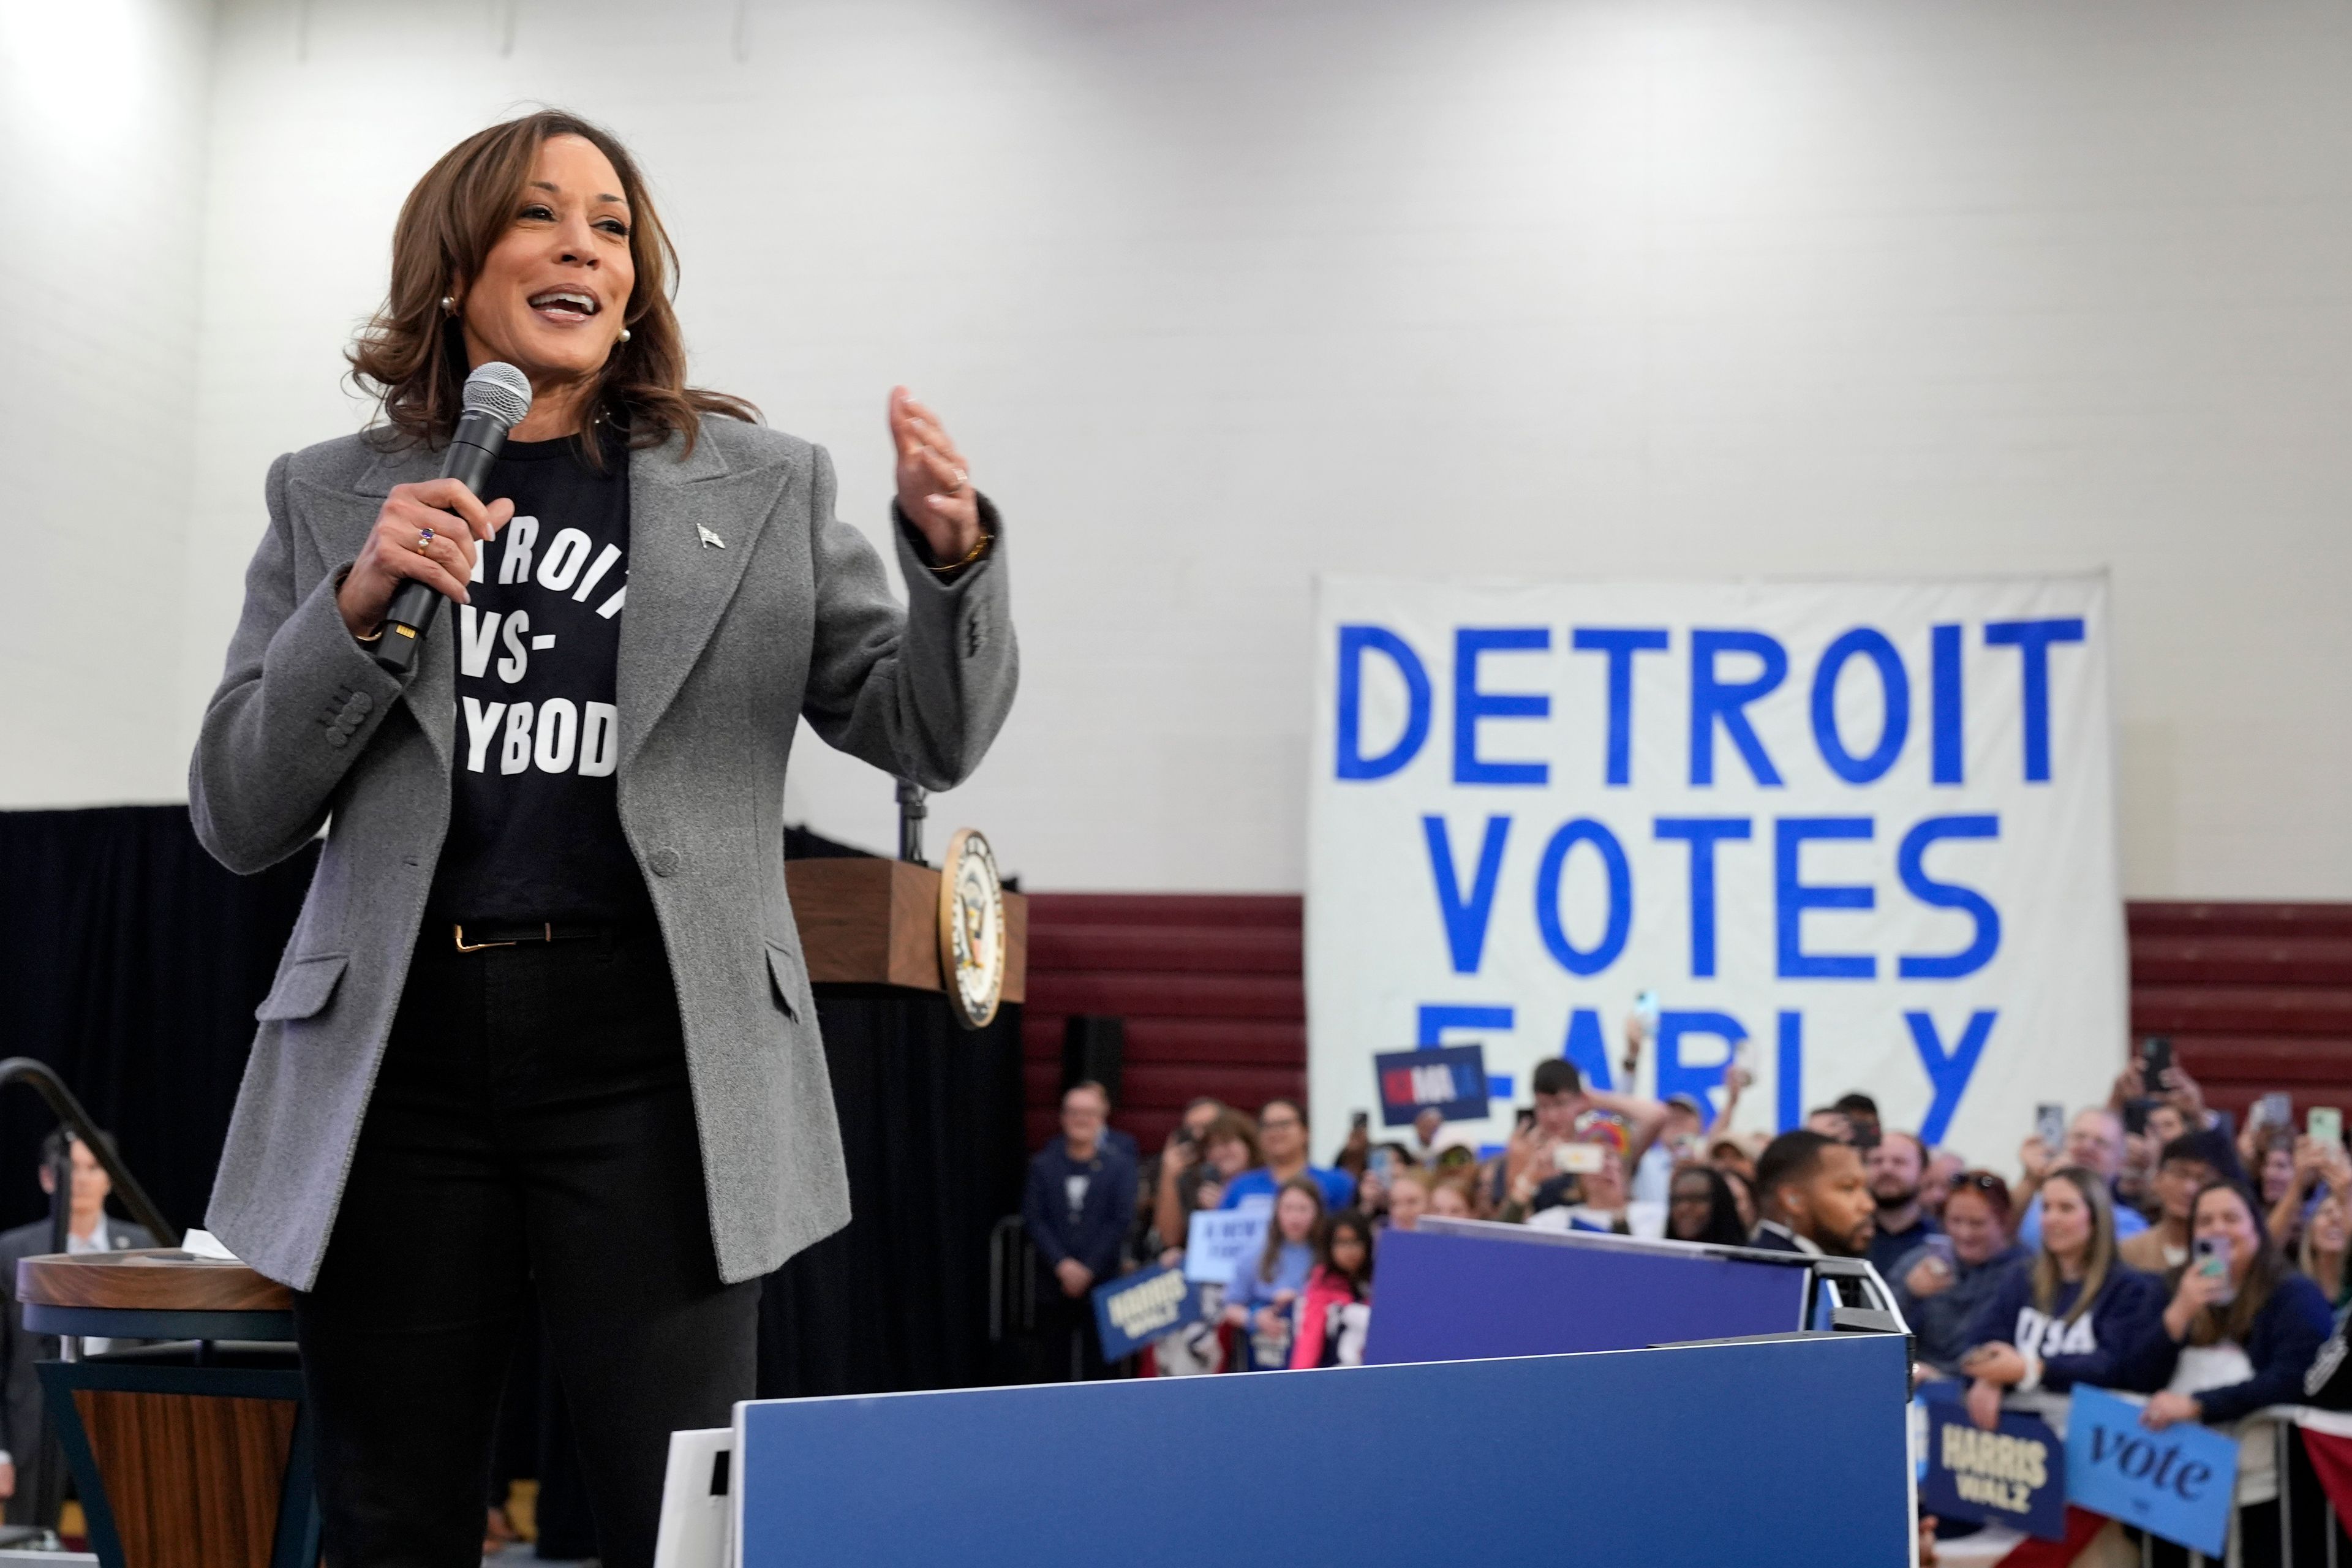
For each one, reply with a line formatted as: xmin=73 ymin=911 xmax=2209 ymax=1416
xmin=2313 ymin=1107 xmax=2344 ymax=1147
xmin=2193 ymin=1234 xmax=2236 ymax=1306
xmin=2255 ymin=1091 xmax=2293 ymax=1131
xmin=1554 ymin=1142 xmax=1605 ymax=1175
xmin=1367 ymin=1147 xmax=1396 ymax=1183
xmin=1351 ymin=1109 xmax=1370 ymax=1133
xmin=1925 ymin=1234 xmax=1956 ymax=1265
xmin=2140 ymin=1035 xmax=2174 ymax=1085
xmin=1515 ymin=1107 xmax=1537 ymax=1133
xmin=2122 ymin=1097 xmax=2153 ymax=1137
xmin=1633 ymin=990 xmax=1660 ymax=1039
xmin=2035 ymin=1102 xmax=2067 ymax=1152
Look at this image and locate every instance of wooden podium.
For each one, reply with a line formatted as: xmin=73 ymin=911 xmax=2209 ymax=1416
xmin=785 ymin=858 xmax=1027 ymax=1001
xmin=14 ymin=1250 xmax=313 ymax=1568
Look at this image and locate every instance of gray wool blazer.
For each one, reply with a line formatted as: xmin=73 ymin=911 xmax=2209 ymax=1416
xmin=190 ymin=415 xmax=1016 ymax=1291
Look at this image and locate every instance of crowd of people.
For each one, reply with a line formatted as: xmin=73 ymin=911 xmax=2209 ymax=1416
xmin=1022 ymin=1036 xmax=2352 ymax=1560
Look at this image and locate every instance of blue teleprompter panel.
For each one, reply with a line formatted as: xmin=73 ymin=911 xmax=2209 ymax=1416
xmin=1365 ymin=1226 xmax=1812 ymax=1364
xmin=736 ymin=1332 xmax=1912 ymax=1567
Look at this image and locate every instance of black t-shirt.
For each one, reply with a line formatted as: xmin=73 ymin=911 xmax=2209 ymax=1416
xmin=428 ymin=432 xmax=650 ymax=925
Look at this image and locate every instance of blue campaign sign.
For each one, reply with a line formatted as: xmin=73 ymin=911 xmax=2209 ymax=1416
xmin=1373 ymin=1044 xmax=1489 ymax=1128
xmin=1915 ymin=1386 xmax=2066 ymax=1540
xmin=1092 ymin=1265 xmax=1205 ymax=1361
xmin=2064 ymin=1385 xmax=2238 ymax=1558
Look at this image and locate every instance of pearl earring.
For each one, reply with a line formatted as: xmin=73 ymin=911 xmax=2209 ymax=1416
xmin=440 ymin=295 xmax=456 ymax=315
xmin=617 ymin=327 xmax=631 ymax=343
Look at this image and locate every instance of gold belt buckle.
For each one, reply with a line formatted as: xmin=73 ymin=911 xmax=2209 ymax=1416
xmin=454 ymin=923 xmax=524 ymax=952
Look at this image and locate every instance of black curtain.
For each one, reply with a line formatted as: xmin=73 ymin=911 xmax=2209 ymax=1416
xmin=0 ymin=805 xmax=1027 ymax=1398
xmin=0 ymin=807 xmax=317 ymax=1236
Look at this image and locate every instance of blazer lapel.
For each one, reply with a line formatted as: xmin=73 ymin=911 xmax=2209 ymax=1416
xmin=616 ymin=427 xmax=794 ymax=770
xmin=336 ymin=440 xmax=455 ymax=769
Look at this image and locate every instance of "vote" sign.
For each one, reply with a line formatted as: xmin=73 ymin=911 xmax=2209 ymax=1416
xmin=2063 ymin=1387 xmax=2238 ymax=1558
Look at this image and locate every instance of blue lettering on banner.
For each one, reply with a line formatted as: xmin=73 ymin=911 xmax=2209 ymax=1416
xmin=1916 ymin=1385 xmax=2067 ymax=1541
xmin=1335 ymin=625 xmax=1430 ymax=780
xmin=1984 ymin=618 xmax=2085 ymax=783
xmin=1417 ymin=1004 xmax=1513 ymax=1049
xmin=1905 ymin=1010 xmax=1996 ymax=1145
xmin=1689 ymin=629 xmax=1787 ymax=787
xmin=1536 ymin=819 xmax=1631 ymax=976
xmin=1810 ymin=627 xmax=1910 ymax=784
xmin=1559 ymin=1009 xmax=1613 ymax=1091
xmin=1774 ymin=817 xmax=1877 ymax=979
xmin=1776 ymin=1011 xmax=1804 ymax=1133
xmin=1093 ymin=1264 xmax=1206 ymax=1362
xmin=1453 ymin=628 xmax=1552 ymax=785
xmin=1897 ymin=815 xmax=2002 ymax=978
xmin=1374 ymin=1045 xmax=1491 ymax=1128
xmin=1656 ymin=1011 xmax=1747 ymax=1109
xmin=1570 ymin=627 xmax=1670 ymax=786
xmin=2064 ymin=1387 xmax=2235 ymax=1558
xmin=1931 ymin=623 xmax=1964 ymax=785
xmin=1422 ymin=815 xmax=1510 ymax=973
xmin=1653 ymin=816 xmax=1752 ymax=978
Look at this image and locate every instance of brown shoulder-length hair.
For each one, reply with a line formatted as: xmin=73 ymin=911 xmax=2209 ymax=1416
xmin=348 ymin=110 xmax=756 ymax=463
xmin=2031 ymin=1166 xmax=2118 ymax=1324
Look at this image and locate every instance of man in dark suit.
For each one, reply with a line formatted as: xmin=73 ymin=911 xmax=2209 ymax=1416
xmin=1022 ymin=1082 xmax=1136 ymax=1381
xmin=0 ymin=1129 xmax=154 ymax=1528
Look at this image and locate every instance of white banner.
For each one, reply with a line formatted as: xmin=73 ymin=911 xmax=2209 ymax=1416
xmin=1306 ymin=576 xmax=2125 ymax=1165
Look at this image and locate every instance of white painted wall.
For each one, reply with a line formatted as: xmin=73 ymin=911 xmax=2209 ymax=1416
xmin=8 ymin=0 xmax=2352 ymax=898
xmin=0 ymin=0 xmax=216 ymax=804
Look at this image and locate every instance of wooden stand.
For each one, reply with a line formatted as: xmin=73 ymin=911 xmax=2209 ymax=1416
xmin=786 ymin=858 xmax=1027 ymax=999
xmin=15 ymin=1250 xmax=313 ymax=1568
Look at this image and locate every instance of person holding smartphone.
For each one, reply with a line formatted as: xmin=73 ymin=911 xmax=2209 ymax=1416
xmin=1959 ymin=1167 xmax=2164 ymax=1430
xmin=1893 ymin=1171 xmax=2027 ymax=1377
xmin=2120 ymin=1181 xmax=2332 ymax=1566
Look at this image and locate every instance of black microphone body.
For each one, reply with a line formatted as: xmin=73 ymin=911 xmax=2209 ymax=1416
xmin=372 ymin=406 xmax=520 ymax=675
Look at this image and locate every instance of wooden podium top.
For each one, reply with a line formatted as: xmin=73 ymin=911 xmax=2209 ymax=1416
xmin=786 ymin=857 xmax=1027 ymax=1002
xmin=15 ymin=1249 xmax=291 ymax=1314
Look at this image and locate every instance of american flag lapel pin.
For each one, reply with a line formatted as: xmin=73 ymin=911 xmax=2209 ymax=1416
xmin=698 ymin=525 xmax=726 ymax=549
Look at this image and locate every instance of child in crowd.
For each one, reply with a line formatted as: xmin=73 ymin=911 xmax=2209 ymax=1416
xmin=1221 ymin=1177 xmax=1324 ymax=1370
xmin=1959 ymin=1166 xmax=2163 ymax=1430
xmin=1384 ymin=1169 xmax=1430 ymax=1232
xmin=1428 ymin=1177 xmax=1474 ymax=1218
xmin=1292 ymin=1210 xmax=1374 ymax=1368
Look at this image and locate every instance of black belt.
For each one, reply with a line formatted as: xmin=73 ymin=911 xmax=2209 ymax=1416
xmin=453 ymin=921 xmax=616 ymax=952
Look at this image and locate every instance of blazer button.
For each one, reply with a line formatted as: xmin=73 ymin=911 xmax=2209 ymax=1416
xmin=649 ymin=847 xmax=682 ymax=877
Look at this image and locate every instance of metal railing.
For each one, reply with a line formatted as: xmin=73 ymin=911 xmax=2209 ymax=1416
xmin=0 ymin=1057 xmax=178 ymax=1251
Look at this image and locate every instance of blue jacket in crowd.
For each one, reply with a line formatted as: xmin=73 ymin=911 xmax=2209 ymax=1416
xmin=1022 ymin=1138 xmax=1137 ymax=1281
xmin=2114 ymin=1272 xmax=2335 ymax=1426
xmin=1964 ymin=1261 xmax=2166 ymax=1393
xmin=1894 ymin=1242 xmax=2030 ymax=1374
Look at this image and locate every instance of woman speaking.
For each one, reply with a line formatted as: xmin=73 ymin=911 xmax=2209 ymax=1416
xmin=190 ymin=111 xmax=1016 ymax=1566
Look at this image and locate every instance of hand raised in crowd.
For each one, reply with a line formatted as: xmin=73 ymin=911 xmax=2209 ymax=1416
xmin=1964 ymin=1376 xmax=2005 ymax=1432
xmin=2162 ymin=1262 xmax=2230 ymax=1340
xmin=2018 ymin=1134 xmax=2052 ymax=1182
xmin=336 ymin=477 xmax=516 ymax=638
xmin=1904 ymin=1256 xmax=1955 ymax=1299
xmin=888 ymin=387 xmax=982 ymax=565
xmin=2162 ymin=1064 xmax=2208 ymax=1120
xmin=2294 ymin=1134 xmax=2332 ymax=1194
xmin=1961 ymin=1344 xmax=2026 ymax=1387
xmin=1054 ymin=1257 xmax=1093 ymax=1298
xmin=0 ymin=1455 xmax=12 ymax=1501
xmin=2140 ymin=1390 xmax=2203 ymax=1431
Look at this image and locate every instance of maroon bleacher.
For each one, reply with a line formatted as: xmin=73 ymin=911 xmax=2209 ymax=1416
xmin=1020 ymin=895 xmax=2352 ymax=1155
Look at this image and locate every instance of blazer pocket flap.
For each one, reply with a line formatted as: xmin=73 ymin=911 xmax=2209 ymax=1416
xmin=255 ymin=954 xmax=349 ymax=1022
xmin=765 ymin=941 xmax=808 ymax=1022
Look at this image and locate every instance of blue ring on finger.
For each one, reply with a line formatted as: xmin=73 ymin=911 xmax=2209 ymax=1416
xmin=415 ymin=526 xmax=435 ymax=552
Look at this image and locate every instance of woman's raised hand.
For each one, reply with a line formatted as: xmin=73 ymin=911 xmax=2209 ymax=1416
xmin=337 ymin=479 xmax=515 ymax=639
xmin=888 ymin=387 xmax=981 ymax=565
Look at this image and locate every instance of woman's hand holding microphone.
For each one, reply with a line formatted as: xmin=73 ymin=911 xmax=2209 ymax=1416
xmin=336 ymin=480 xmax=514 ymax=640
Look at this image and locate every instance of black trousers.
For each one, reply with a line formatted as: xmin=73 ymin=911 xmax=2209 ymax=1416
xmin=295 ymin=924 xmax=759 ymax=1568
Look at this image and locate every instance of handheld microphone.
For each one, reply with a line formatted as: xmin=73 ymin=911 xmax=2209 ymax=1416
xmin=371 ymin=361 xmax=533 ymax=675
